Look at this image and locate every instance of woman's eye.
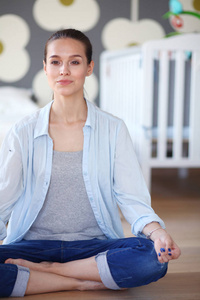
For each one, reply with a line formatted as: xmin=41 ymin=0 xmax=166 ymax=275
xmin=71 ymin=61 xmax=80 ymax=65
xmin=51 ymin=61 xmax=60 ymax=65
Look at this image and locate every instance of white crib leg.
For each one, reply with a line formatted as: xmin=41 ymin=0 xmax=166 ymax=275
xmin=178 ymin=168 xmax=188 ymax=179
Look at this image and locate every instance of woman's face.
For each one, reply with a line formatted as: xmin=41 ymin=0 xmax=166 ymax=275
xmin=43 ymin=38 xmax=94 ymax=99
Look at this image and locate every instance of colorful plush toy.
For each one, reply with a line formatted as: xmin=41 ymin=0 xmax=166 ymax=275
xmin=163 ymin=0 xmax=200 ymax=35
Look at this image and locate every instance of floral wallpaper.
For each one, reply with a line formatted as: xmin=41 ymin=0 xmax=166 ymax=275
xmin=0 ymin=0 xmax=199 ymax=105
xmin=0 ymin=14 xmax=30 ymax=82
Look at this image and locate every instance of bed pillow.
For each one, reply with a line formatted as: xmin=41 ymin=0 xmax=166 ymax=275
xmin=0 ymin=86 xmax=38 ymax=121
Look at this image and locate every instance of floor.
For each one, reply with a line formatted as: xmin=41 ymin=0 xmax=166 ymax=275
xmin=2 ymin=168 xmax=200 ymax=299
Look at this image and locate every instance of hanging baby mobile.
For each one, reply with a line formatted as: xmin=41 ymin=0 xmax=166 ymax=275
xmin=163 ymin=0 xmax=200 ymax=36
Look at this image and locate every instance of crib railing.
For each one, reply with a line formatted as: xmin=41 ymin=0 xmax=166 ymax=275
xmin=100 ymin=47 xmax=143 ymax=161
xmin=100 ymin=34 xmax=200 ymax=190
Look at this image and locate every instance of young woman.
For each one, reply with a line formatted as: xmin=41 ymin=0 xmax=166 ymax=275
xmin=0 ymin=29 xmax=181 ymax=297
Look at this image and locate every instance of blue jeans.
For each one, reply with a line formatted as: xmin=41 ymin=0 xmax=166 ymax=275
xmin=0 ymin=237 xmax=168 ymax=297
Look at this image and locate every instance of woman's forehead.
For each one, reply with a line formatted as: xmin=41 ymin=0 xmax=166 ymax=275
xmin=47 ymin=38 xmax=86 ymax=56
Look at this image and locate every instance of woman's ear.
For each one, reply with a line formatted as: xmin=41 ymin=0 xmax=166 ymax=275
xmin=43 ymin=60 xmax=47 ymax=75
xmin=86 ymin=60 xmax=94 ymax=77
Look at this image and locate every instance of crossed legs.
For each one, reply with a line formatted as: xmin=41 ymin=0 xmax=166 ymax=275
xmin=1 ymin=238 xmax=168 ymax=296
xmin=5 ymin=256 xmax=106 ymax=295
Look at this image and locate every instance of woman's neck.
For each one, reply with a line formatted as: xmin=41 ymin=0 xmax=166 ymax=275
xmin=51 ymin=95 xmax=87 ymax=124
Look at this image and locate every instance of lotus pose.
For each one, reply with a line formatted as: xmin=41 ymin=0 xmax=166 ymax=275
xmin=0 ymin=29 xmax=181 ymax=297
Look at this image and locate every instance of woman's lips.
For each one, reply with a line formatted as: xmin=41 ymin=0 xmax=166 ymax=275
xmin=57 ymin=80 xmax=73 ymax=85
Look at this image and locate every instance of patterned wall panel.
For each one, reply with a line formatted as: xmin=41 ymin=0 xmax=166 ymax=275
xmin=0 ymin=0 xmax=199 ymax=105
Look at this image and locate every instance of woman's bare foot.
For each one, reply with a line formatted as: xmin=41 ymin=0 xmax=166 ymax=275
xmin=5 ymin=258 xmax=55 ymax=273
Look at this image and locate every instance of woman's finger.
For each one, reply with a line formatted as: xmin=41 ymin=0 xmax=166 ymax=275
xmin=154 ymin=239 xmax=168 ymax=263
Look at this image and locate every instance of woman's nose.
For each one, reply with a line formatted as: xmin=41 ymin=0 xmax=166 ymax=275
xmin=60 ymin=64 xmax=70 ymax=75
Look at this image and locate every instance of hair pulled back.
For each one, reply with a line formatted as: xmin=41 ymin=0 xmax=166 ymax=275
xmin=44 ymin=28 xmax=93 ymax=64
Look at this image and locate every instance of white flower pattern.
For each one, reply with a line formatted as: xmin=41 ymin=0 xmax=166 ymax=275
xmin=102 ymin=18 xmax=165 ymax=50
xmin=33 ymin=0 xmax=100 ymax=31
xmin=0 ymin=14 xmax=30 ymax=82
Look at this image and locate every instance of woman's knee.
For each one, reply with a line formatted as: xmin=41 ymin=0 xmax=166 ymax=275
xmin=144 ymin=257 xmax=168 ymax=283
xmin=131 ymin=239 xmax=168 ymax=284
xmin=106 ymin=239 xmax=168 ymax=288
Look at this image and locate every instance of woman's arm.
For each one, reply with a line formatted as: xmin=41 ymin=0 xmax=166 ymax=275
xmin=113 ymin=121 xmax=165 ymax=235
xmin=0 ymin=127 xmax=23 ymax=240
xmin=142 ymin=222 xmax=181 ymax=263
xmin=113 ymin=121 xmax=181 ymax=262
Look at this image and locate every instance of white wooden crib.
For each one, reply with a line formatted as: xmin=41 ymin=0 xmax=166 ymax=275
xmin=100 ymin=33 xmax=200 ymax=191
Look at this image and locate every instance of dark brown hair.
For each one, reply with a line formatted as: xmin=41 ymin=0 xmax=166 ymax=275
xmin=44 ymin=28 xmax=93 ymax=64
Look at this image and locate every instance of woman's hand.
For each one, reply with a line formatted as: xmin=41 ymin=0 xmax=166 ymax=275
xmin=142 ymin=222 xmax=181 ymax=263
xmin=152 ymin=230 xmax=181 ymax=263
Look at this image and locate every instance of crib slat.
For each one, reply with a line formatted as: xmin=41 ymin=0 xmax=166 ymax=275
xmin=141 ymin=47 xmax=154 ymax=159
xmin=157 ymin=51 xmax=169 ymax=159
xmin=173 ymin=51 xmax=185 ymax=159
xmin=189 ymin=51 xmax=200 ymax=159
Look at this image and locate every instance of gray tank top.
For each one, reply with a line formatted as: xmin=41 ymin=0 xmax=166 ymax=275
xmin=24 ymin=150 xmax=106 ymax=241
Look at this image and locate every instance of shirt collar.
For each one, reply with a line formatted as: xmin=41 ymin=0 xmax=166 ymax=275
xmin=85 ymin=99 xmax=96 ymax=130
xmin=34 ymin=101 xmax=53 ymax=139
xmin=34 ymin=99 xmax=96 ymax=139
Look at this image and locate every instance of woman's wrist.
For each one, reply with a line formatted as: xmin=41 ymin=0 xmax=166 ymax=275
xmin=146 ymin=227 xmax=164 ymax=239
xmin=149 ymin=228 xmax=167 ymax=241
xmin=142 ymin=222 xmax=166 ymax=241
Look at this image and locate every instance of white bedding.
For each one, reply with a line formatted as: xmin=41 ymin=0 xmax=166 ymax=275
xmin=0 ymin=86 xmax=39 ymax=146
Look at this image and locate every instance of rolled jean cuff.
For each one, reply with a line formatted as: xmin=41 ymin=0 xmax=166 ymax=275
xmin=10 ymin=265 xmax=30 ymax=297
xmin=95 ymin=251 xmax=120 ymax=290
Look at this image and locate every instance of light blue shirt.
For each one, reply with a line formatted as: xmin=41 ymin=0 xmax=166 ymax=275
xmin=0 ymin=100 xmax=165 ymax=244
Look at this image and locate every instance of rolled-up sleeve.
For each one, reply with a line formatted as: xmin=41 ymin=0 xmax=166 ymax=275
xmin=113 ymin=121 xmax=165 ymax=236
xmin=0 ymin=127 xmax=23 ymax=240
